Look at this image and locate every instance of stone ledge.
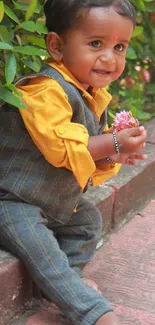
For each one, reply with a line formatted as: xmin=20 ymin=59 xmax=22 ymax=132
xmin=0 ymin=249 xmax=33 ymax=325
xmin=106 ymin=143 xmax=155 ymax=229
xmin=83 ymin=185 xmax=114 ymax=235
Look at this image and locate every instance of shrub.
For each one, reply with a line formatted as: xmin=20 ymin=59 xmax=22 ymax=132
xmin=0 ymin=0 xmax=48 ymax=108
xmin=108 ymin=0 xmax=155 ymax=123
xmin=0 ymin=0 xmax=154 ymax=122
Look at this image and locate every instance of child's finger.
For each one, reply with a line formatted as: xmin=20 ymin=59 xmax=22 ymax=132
xmin=142 ymin=142 xmax=146 ymax=148
xmin=125 ymin=153 xmax=147 ymax=165
xmin=137 ymin=154 xmax=147 ymax=160
xmin=130 ymin=153 xmax=147 ymax=160
xmin=125 ymin=158 xmax=137 ymax=165
xmin=127 ymin=127 xmax=147 ymax=142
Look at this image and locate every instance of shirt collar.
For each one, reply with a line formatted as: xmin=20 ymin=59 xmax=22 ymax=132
xmin=47 ymin=60 xmax=112 ymax=118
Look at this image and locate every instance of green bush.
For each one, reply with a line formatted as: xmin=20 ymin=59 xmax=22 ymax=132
xmin=0 ymin=0 xmax=48 ymax=108
xmin=0 ymin=0 xmax=154 ymax=122
xmin=108 ymin=0 xmax=155 ymax=123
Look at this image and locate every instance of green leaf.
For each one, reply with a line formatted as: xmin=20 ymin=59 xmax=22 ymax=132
xmin=5 ymin=53 xmax=17 ymax=83
xmin=108 ymin=111 xmax=115 ymax=119
xmin=0 ymin=41 xmax=13 ymax=50
xmin=35 ymin=21 xmax=48 ymax=35
xmin=12 ymin=1 xmax=29 ymax=11
xmin=25 ymin=0 xmax=37 ymax=21
xmin=19 ymin=21 xmax=36 ymax=32
xmin=132 ymin=26 xmax=144 ymax=38
xmin=136 ymin=0 xmax=146 ymax=11
xmin=136 ymin=108 xmax=151 ymax=121
xmin=24 ymin=35 xmax=46 ymax=49
xmin=126 ymin=47 xmax=137 ymax=59
xmin=0 ymin=87 xmax=27 ymax=109
xmin=0 ymin=1 xmax=4 ymax=23
xmin=23 ymin=59 xmax=41 ymax=72
xmin=13 ymin=45 xmax=49 ymax=57
xmin=6 ymin=84 xmax=23 ymax=97
xmin=130 ymin=107 xmax=137 ymax=119
xmin=131 ymin=39 xmax=143 ymax=54
xmin=4 ymin=5 xmax=20 ymax=24
xmin=13 ymin=0 xmax=41 ymax=13
xmin=0 ymin=25 xmax=10 ymax=42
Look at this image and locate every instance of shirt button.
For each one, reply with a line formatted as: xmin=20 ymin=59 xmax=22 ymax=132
xmin=58 ymin=127 xmax=65 ymax=134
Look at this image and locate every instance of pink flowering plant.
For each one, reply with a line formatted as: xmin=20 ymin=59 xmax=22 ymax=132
xmin=112 ymin=110 xmax=139 ymax=132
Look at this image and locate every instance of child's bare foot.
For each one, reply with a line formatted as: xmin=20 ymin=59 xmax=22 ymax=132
xmin=95 ymin=312 xmax=120 ymax=325
xmin=82 ymin=277 xmax=102 ymax=294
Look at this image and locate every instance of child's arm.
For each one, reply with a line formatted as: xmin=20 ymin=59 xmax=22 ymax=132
xmin=88 ymin=126 xmax=147 ymax=162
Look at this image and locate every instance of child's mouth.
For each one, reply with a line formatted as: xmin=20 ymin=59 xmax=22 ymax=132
xmin=93 ymin=69 xmax=111 ymax=75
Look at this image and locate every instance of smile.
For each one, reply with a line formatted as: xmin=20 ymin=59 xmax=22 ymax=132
xmin=93 ymin=70 xmax=111 ymax=76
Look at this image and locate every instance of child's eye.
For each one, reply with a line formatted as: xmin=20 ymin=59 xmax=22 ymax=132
xmin=114 ymin=44 xmax=124 ymax=52
xmin=89 ymin=40 xmax=102 ymax=48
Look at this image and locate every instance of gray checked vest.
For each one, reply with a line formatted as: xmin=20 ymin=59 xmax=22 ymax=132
xmin=0 ymin=66 xmax=107 ymax=224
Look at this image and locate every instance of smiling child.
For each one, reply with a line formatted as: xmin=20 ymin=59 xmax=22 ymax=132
xmin=0 ymin=1 xmax=147 ymax=324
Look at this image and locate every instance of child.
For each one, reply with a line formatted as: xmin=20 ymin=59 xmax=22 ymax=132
xmin=0 ymin=0 xmax=147 ymax=324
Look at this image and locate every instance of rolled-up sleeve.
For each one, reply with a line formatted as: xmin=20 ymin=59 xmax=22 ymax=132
xmin=92 ymin=163 xmax=121 ymax=186
xmin=18 ymin=79 xmax=96 ymax=189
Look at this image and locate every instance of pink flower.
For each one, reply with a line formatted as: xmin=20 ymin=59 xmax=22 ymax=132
xmin=112 ymin=110 xmax=139 ymax=132
xmin=142 ymin=70 xmax=150 ymax=83
xmin=139 ymin=69 xmax=151 ymax=83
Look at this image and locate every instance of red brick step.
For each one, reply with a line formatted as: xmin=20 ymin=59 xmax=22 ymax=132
xmin=8 ymin=301 xmax=70 ymax=325
xmin=0 ymin=249 xmax=33 ymax=325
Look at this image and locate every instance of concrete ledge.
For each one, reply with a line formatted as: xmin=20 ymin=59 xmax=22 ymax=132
xmin=84 ymin=185 xmax=114 ymax=235
xmin=0 ymin=249 xmax=33 ymax=325
xmin=106 ymin=143 xmax=155 ymax=228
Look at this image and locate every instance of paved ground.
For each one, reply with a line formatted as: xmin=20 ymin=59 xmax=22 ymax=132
xmin=11 ymin=198 xmax=155 ymax=325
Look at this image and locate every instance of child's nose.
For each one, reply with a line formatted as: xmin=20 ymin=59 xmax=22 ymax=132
xmin=99 ymin=50 xmax=116 ymax=67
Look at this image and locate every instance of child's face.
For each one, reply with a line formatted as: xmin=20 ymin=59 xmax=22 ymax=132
xmin=60 ymin=6 xmax=134 ymax=90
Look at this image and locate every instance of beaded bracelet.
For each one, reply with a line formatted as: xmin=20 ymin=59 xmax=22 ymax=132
xmin=112 ymin=130 xmax=120 ymax=154
xmin=106 ymin=157 xmax=115 ymax=164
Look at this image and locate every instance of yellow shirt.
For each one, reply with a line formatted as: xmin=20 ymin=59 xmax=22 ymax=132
xmin=18 ymin=61 xmax=121 ymax=189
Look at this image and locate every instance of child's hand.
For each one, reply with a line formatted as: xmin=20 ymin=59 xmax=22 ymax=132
xmin=110 ymin=152 xmax=147 ymax=166
xmin=116 ymin=126 xmax=147 ymax=154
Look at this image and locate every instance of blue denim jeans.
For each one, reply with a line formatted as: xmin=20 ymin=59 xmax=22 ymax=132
xmin=0 ymin=193 xmax=112 ymax=324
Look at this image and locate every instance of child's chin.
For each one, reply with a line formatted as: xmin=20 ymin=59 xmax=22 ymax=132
xmin=93 ymin=81 xmax=109 ymax=89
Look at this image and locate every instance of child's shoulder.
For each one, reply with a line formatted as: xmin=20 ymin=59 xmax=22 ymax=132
xmin=17 ymin=73 xmax=67 ymax=97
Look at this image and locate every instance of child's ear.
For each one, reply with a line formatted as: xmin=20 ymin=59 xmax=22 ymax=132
xmin=46 ymin=32 xmax=63 ymax=62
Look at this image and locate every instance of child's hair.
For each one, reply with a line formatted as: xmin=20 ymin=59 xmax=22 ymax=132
xmin=44 ymin=0 xmax=136 ymax=35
